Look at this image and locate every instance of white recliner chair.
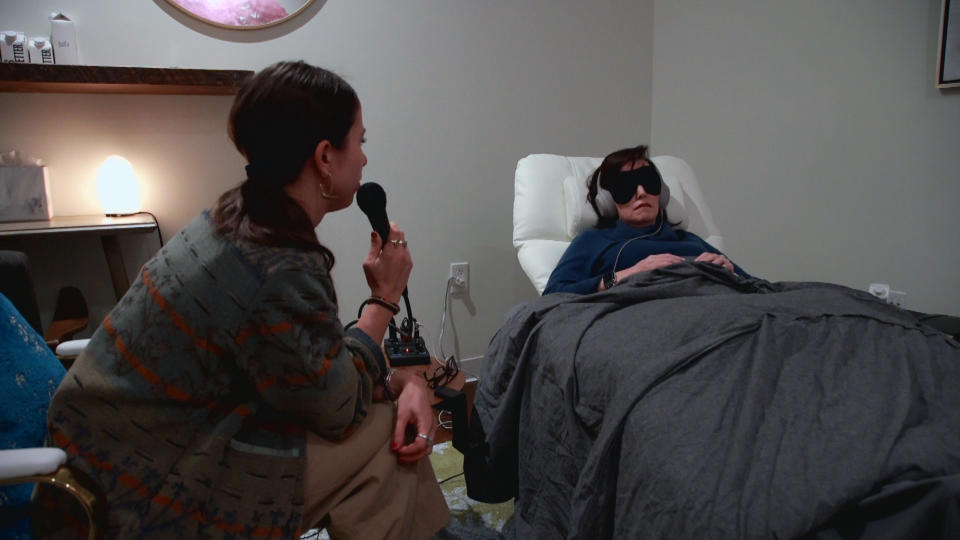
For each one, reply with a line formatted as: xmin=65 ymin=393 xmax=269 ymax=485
xmin=0 ymin=447 xmax=106 ymax=539
xmin=513 ymin=154 xmax=725 ymax=294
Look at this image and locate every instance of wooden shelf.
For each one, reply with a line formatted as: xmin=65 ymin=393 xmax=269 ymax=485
xmin=0 ymin=64 xmax=253 ymax=95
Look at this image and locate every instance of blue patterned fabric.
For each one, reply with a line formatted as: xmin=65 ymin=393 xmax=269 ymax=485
xmin=0 ymin=292 xmax=66 ymax=538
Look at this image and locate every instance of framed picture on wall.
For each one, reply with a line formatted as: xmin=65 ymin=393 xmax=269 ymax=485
xmin=938 ymin=0 xmax=960 ymax=88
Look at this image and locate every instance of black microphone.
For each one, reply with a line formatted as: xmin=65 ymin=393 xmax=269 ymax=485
xmin=356 ymin=182 xmax=390 ymax=249
xmin=356 ymin=180 xmax=411 ymax=323
xmin=354 ymin=183 xmax=429 ymax=365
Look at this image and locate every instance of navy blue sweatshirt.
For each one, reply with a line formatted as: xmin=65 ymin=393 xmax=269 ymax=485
xmin=543 ymin=220 xmax=748 ymax=294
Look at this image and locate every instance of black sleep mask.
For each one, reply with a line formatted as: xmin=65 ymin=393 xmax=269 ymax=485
xmin=604 ymin=163 xmax=663 ymax=204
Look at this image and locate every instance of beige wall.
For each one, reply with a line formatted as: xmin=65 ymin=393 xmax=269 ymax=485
xmin=0 ymin=1 xmax=655 ymax=362
xmin=651 ymin=0 xmax=960 ymax=314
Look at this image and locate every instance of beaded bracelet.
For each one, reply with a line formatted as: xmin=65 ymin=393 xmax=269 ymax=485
xmin=383 ymin=368 xmax=398 ymax=401
xmin=358 ymin=295 xmax=401 ymax=316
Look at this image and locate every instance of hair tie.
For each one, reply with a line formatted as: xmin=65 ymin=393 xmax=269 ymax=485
xmin=245 ymin=163 xmax=258 ymax=181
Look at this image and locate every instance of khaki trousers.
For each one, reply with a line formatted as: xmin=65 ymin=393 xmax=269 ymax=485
xmin=302 ymin=403 xmax=449 ymax=539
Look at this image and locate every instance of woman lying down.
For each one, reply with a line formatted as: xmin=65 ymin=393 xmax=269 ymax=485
xmin=544 ymin=144 xmax=748 ymax=295
xmin=465 ymin=145 xmax=960 ymax=539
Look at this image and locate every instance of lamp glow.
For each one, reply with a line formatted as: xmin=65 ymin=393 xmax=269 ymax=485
xmin=96 ymin=155 xmax=141 ymax=216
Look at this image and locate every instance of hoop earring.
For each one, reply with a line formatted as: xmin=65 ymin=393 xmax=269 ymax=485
xmin=320 ymin=172 xmax=338 ymax=200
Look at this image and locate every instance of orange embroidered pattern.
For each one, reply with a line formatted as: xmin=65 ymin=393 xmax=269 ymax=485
xmin=141 ymin=268 xmax=225 ymax=355
xmin=52 ymin=430 xmax=289 ymax=538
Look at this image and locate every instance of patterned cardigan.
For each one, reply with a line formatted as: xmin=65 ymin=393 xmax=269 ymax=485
xmin=46 ymin=212 xmax=388 ymax=539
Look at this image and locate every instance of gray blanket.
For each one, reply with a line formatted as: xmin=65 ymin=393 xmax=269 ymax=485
xmin=473 ymin=263 xmax=960 ymax=539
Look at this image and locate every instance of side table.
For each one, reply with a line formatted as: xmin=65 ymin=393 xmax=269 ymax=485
xmin=396 ymin=359 xmax=477 ymax=446
xmin=0 ymin=214 xmax=158 ymax=301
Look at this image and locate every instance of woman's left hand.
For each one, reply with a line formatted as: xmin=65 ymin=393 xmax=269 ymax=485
xmin=695 ymin=252 xmax=735 ymax=274
xmin=389 ymin=371 xmax=436 ymax=464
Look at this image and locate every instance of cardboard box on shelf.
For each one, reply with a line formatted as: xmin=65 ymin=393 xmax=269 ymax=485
xmin=28 ymin=36 xmax=55 ymax=64
xmin=1 ymin=31 xmax=27 ymax=63
xmin=50 ymin=12 xmax=79 ymax=64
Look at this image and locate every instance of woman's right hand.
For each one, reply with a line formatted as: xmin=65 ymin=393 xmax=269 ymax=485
xmin=389 ymin=370 xmax=436 ymax=465
xmin=362 ymin=221 xmax=413 ymax=303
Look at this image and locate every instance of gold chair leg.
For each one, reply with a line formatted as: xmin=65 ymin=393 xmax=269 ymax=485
xmin=3 ymin=466 xmax=108 ymax=540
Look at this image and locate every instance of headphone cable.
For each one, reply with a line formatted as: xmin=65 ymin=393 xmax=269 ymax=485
xmin=610 ymin=212 xmax=665 ymax=274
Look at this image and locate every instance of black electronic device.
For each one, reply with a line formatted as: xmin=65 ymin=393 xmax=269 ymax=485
xmin=356 ymin=182 xmax=430 ymax=365
xmin=384 ymin=331 xmax=431 ymax=366
xmin=433 ymin=385 xmax=470 ymax=452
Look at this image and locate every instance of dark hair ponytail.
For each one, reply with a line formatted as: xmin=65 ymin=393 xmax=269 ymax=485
xmin=213 ymin=60 xmax=361 ymax=270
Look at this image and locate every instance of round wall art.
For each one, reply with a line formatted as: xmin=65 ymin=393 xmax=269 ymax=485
xmin=165 ymin=0 xmax=316 ymax=29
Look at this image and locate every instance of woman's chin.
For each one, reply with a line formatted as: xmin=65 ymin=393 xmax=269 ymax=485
xmin=625 ymin=213 xmax=657 ymax=228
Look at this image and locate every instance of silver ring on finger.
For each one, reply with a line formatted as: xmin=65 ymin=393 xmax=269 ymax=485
xmin=390 ymin=239 xmax=408 ymax=248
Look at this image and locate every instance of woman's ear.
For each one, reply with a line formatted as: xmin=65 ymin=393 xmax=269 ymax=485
xmin=313 ymin=140 xmax=334 ymax=176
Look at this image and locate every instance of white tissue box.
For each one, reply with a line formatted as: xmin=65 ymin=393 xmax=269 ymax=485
xmin=0 ymin=166 xmax=53 ymax=222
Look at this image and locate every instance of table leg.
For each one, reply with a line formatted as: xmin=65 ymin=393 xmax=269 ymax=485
xmin=100 ymin=235 xmax=129 ymax=301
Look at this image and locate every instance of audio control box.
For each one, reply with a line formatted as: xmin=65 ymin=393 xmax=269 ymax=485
xmin=385 ymin=336 xmax=431 ymax=366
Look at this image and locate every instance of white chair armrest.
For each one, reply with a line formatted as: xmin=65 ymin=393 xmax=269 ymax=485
xmin=56 ymin=338 xmax=90 ymax=359
xmin=0 ymin=448 xmax=67 ymax=481
xmin=517 ymin=240 xmax=572 ymax=294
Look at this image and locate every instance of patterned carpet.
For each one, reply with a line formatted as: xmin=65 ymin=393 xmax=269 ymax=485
xmin=429 ymin=442 xmax=516 ymax=540
xmin=301 ymin=442 xmax=515 ymax=539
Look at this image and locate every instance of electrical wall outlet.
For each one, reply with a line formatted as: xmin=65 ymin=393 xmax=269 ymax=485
xmin=868 ymin=283 xmax=890 ymax=300
xmin=450 ymin=262 xmax=469 ymax=293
